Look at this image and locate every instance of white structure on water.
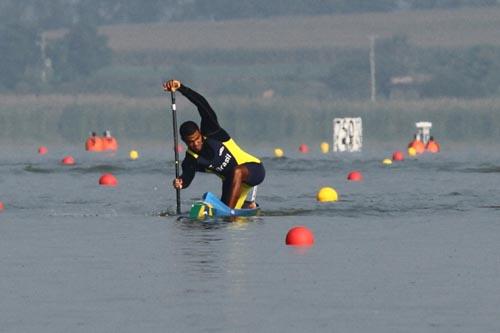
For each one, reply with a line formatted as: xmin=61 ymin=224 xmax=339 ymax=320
xmin=415 ymin=121 xmax=432 ymax=144
xmin=332 ymin=117 xmax=363 ymax=152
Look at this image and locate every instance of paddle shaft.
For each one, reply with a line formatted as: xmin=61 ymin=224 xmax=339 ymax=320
xmin=171 ymin=91 xmax=181 ymax=214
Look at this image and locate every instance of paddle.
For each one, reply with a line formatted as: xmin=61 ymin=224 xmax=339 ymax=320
xmin=170 ymin=90 xmax=181 ymax=214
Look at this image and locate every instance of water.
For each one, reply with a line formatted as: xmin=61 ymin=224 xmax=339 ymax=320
xmin=1 ymin=143 xmax=500 ymax=332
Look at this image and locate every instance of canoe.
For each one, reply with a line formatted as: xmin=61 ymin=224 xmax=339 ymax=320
xmin=189 ymin=192 xmax=259 ymax=219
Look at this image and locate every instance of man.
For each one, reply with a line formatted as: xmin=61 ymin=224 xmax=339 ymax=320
xmin=163 ymin=79 xmax=265 ymax=209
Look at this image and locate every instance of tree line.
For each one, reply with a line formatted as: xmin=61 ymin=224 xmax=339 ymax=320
xmin=2 ymin=1 xmax=500 ymax=99
xmin=0 ymin=22 xmax=111 ymax=91
xmin=0 ymin=0 xmax=498 ymax=29
xmin=3 ymin=22 xmax=500 ymax=100
xmin=326 ymin=36 xmax=500 ymax=99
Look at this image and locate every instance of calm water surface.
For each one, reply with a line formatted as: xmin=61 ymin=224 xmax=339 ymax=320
xmin=0 ymin=143 xmax=499 ymax=332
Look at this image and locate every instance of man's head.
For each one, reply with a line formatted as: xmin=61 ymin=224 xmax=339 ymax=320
xmin=180 ymin=121 xmax=203 ymax=153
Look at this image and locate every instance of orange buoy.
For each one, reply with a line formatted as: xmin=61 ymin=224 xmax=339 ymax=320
xmin=61 ymin=155 xmax=75 ymax=165
xmin=426 ymin=139 xmax=440 ymax=153
xmin=102 ymin=136 xmax=119 ymax=151
xmin=286 ymin=226 xmax=314 ymax=246
xmin=392 ymin=151 xmax=404 ymax=161
xmin=347 ymin=170 xmax=363 ymax=181
xmin=38 ymin=146 xmax=48 ymax=155
xmin=411 ymin=140 xmax=425 ymax=154
xmin=99 ymin=173 xmax=118 ymax=186
xmin=85 ymin=134 xmax=104 ymax=152
xmin=299 ymin=144 xmax=309 ymax=153
xmin=100 ymin=130 xmax=118 ymax=152
xmin=0 ymin=201 xmax=4 ymax=212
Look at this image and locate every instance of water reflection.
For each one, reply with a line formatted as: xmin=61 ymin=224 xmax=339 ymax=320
xmin=172 ymin=218 xmax=228 ymax=279
xmin=170 ymin=216 xmax=257 ymax=305
xmin=288 ymin=245 xmax=314 ymax=255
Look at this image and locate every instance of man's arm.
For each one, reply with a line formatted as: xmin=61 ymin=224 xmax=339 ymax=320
xmin=163 ymin=79 xmax=231 ymax=140
xmin=178 ymin=85 xmax=230 ymax=140
xmin=179 ymin=154 xmax=198 ymax=189
xmin=178 ymin=85 xmax=218 ymax=129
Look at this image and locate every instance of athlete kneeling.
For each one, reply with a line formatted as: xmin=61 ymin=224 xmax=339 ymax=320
xmin=163 ymin=79 xmax=265 ymax=209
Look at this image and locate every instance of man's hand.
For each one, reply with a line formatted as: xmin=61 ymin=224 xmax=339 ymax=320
xmin=173 ymin=177 xmax=183 ymax=189
xmin=163 ymin=79 xmax=181 ymax=92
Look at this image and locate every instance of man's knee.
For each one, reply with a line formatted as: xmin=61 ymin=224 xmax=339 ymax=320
xmin=232 ymin=165 xmax=247 ymax=179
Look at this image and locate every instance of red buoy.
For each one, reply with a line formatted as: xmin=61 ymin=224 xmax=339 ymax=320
xmin=299 ymin=144 xmax=309 ymax=154
xmin=0 ymin=201 xmax=4 ymax=212
xmin=99 ymin=173 xmax=118 ymax=186
xmin=347 ymin=170 xmax=363 ymax=181
xmin=38 ymin=146 xmax=48 ymax=155
xmin=61 ymin=155 xmax=75 ymax=165
xmin=286 ymin=226 xmax=314 ymax=246
xmin=392 ymin=151 xmax=404 ymax=161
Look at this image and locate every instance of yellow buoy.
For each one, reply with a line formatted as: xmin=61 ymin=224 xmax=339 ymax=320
xmin=320 ymin=142 xmax=329 ymax=154
xmin=407 ymin=146 xmax=417 ymax=157
xmin=274 ymin=148 xmax=284 ymax=158
xmin=129 ymin=150 xmax=139 ymax=160
xmin=316 ymin=187 xmax=339 ymax=202
xmin=382 ymin=158 xmax=393 ymax=165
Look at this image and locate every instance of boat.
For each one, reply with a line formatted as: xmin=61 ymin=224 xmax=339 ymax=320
xmin=85 ymin=130 xmax=119 ymax=152
xmin=189 ymin=192 xmax=260 ymax=219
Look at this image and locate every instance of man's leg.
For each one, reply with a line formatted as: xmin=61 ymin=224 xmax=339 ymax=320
xmin=242 ymin=186 xmax=258 ymax=209
xmin=221 ymin=163 xmax=265 ymax=209
xmin=227 ymin=165 xmax=250 ymax=209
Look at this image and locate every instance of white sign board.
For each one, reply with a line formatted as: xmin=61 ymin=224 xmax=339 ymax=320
xmin=333 ymin=118 xmax=362 ymax=152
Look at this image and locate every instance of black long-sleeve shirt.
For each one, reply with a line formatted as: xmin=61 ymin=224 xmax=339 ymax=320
xmin=178 ymin=85 xmax=230 ymax=188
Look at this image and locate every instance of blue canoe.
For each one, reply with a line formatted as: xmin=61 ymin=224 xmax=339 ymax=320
xmin=189 ymin=192 xmax=260 ymax=219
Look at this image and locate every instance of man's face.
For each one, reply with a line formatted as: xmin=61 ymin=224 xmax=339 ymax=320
xmin=183 ymin=130 xmax=204 ymax=153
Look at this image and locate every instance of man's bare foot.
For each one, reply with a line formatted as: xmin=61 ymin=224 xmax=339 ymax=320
xmin=243 ymin=201 xmax=257 ymax=209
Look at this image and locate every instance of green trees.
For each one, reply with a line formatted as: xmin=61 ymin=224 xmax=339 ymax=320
xmin=179 ymin=0 xmax=499 ymax=20
xmin=403 ymin=0 xmax=498 ymax=10
xmin=2 ymin=1 xmax=499 ymax=28
xmin=326 ymin=51 xmax=370 ymax=99
xmin=0 ymin=21 xmax=112 ymax=91
xmin=375 ymin=35 xmax=418 ymax=98
xmin=325 ymin=36 xmax=418 ymax=99
xmin=46 ymin=24 xmax=112 ymax=84
xmin=76 ymin=0 xmax=170 ymax=25
xmin=420 ymin=46 xmax=500 ymax=98
xmin=325 ymin=35 xmax=500 ymax=100
xmin=0 ymin=23 xmax=41 ymax=90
